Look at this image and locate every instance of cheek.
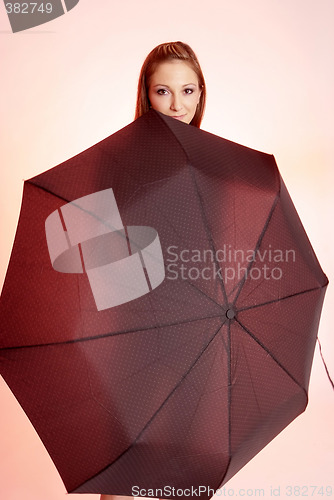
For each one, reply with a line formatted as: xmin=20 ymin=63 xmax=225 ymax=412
xmin=185 ymin=92 xmax=200 ymax=109
xmin=148 ymin=92 xmax=165 ymax=111
xmin=194 ymin=91 xmax=201 ymax=105
xmin=189 ymin=94 xmax=200 ymax=110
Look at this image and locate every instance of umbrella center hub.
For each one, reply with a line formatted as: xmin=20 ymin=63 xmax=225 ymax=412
xmin=226 ymin=307 xmax=236 ymax=320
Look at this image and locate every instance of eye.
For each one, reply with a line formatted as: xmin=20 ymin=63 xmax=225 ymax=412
xmin=184 ymin=88 xmax=194 ymax=94
xmin=157 ymin=89 xmax=169 ymax=95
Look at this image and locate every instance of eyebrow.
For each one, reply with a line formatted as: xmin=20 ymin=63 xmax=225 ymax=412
xmin=152 ymin=83 xmax=197 ymax=88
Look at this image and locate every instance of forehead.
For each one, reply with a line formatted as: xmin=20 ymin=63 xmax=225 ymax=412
xmin=149 ymin=60 xmax=199 ymax=86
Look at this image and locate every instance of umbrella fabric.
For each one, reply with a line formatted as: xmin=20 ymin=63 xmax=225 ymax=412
xmin=0 ymin=110 xmax=328 ymax=497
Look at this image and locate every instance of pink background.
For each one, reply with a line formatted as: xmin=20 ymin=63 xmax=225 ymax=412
xmin=0 ymin=1 xmax=333 ymax=499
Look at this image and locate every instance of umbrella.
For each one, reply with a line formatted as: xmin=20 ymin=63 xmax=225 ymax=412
xmin=0 ymin=109 xmax=328 ymax=497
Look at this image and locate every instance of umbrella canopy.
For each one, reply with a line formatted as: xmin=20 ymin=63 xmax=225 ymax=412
xmin=0 ymin=109 xmax=328 ymax=497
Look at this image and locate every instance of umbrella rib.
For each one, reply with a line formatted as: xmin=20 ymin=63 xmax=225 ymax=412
xmin=213 ymin=320 xmax=232 ymax=493
xmin=156 ymin=209 xmax=225 ymax=307
xmin=0 ymin=314 xmax=226 ymax=351
xmin=240 ymin=339 xmax=263 ymax=414
xmin=157 ymin=212 xmax=225 ymax=307
xmin=180 ymin=343 xmax=221 ymax=444
xmin=232 ymin=195 xmax=279 ymax=305
xmin=75 ymin=318 xmax=228 ymax=488
xmin=186 ymin=161 xmax=229 ymax=306
xmin=155 ymin=112 xmax=229 ymax=306
xmin=26 ymin=180 xmax=72 ymax=204
xmin=27 ymin=179 xmax=128 ymax=239
xmin=237 ymin=285 xmax=325 ymax=312
xmin=27 ymin=179 xmax=128 ymax=234
xmin=184 ymin=279 xmax=226 ymax=308
xmin=235 ymin=317 xmax=306 ymax=394
xmin=143 ymin=200 xmax=224 ymax=308
xmin=227 ymin=320 xmax=232 ymax=473
xmin=317 ymin=337 xmax=334 ymax=390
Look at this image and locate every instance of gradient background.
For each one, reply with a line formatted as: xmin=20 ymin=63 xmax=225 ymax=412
xmin=0 ymin=1 xmax=333 ymax=499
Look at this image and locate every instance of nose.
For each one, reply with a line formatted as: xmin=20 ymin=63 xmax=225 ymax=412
xmin=170 ymin=94 xmax=183 ymax=112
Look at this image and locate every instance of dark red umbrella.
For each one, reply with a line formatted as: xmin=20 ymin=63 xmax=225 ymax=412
xmin=0 ymin=109 xmax=328 ymax=497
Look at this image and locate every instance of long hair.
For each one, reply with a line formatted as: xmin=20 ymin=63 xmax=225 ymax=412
xmin=135 ymin=41 xmax=206 ymax=128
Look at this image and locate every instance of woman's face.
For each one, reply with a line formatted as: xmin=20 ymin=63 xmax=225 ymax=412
xmin=148 ymin=60 xmax=202 ymax=124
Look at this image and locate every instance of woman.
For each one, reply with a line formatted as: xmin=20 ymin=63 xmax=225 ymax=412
xmin=100 ymin=40 xmax=206 ymax=500
xmin=135 ymin=40 xmax=206 ymax=127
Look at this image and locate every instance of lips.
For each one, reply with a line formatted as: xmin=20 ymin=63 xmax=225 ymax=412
xmin=171 ymin=115 xmax=186 ymax=121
